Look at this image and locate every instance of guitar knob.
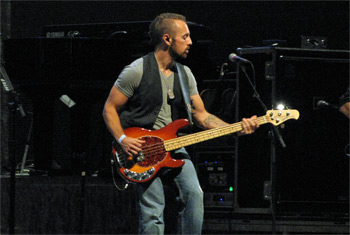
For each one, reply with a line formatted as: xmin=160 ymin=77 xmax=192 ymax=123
xmin=147 ymin=168 xmax=155 ymax=174
xmin=124 ymin=169 xmax=131 ymax=176
xmin=141 ymin=172 xmax=149 ymax=180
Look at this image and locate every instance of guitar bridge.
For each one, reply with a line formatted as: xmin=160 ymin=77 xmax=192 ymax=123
xmin=135 ymin=152 xmax=145 ymax=162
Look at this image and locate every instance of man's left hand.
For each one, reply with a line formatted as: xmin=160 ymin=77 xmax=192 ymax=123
xmin=240 ymin=115 xmax=259 ymax=135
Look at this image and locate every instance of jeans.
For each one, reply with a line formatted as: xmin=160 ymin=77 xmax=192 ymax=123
xmin=137 ymin=151 xmax=204 ymax=235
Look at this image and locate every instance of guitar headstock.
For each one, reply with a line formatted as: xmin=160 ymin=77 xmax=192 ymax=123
xmin=265 ymin=109 xmax=300 ymax=126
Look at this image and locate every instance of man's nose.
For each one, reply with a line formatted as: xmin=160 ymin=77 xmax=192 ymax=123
xmin=188 ymin=37 xmax=192 ymax=45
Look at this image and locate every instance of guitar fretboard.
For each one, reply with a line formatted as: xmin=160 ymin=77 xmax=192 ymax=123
xmin=164 ymin=116 xmax=267 ymax=151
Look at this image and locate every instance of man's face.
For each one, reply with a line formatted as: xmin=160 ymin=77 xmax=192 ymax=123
xmin=169 ymin=19 xmax=192 ymax=59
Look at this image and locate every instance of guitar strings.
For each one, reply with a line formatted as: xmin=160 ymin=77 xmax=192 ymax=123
xmin=138 ymin=123 xmax=240 ymax=155
xmin=132 ymin=112 xmax=298 ymax=159
xmin=165 ymin=116 xmax=266 ymax=149
xmin=135 ymin=117 xmax=262 ymax=158
xmin=122 ymin=111 xmax=298 ymax=163
xmin=137 ymin=117 xmax=267 ymax=157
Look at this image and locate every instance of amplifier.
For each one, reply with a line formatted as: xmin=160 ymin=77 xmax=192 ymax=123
xmin=194 ymin=147 xmax=236 ymax=207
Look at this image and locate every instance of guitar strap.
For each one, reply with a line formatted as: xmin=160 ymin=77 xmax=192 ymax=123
xmin=175 ymin=62 xmax=193 ymax=126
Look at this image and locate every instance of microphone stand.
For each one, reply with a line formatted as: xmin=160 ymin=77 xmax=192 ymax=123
xmin=1 ymin=64 xmax=27 ymax=234
xmin=240 ymin=63 xmax=286 ymax=147
xmin=239 ymin=62 xmax=286 ymax=234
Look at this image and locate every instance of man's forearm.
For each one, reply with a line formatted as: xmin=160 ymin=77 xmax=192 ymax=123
xmin=195 ymin=114 xmax=228 ymax=130
xmin=102 ymin=108 xmax=125 ymax=140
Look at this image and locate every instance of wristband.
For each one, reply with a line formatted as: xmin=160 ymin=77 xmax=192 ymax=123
xmin=118 ymin=134 xmax=126 ymax=144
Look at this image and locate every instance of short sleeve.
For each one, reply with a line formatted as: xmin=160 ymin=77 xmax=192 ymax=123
xmin=114 ymin=58 xmax=143 ymax=97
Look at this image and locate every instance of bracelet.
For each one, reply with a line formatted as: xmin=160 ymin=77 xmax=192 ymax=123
xmin=118 ymin=134 xmax=126 ymax=144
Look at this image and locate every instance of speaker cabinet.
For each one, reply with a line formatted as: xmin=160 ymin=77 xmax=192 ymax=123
xmin=237 ymin=47 xmax=349 ymax=213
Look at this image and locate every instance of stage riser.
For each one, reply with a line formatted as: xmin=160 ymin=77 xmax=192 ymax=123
xmin=2 ymin=176 xmax=348 ymax=234
xmin=1 ymin=176 xmax=139 ymax=234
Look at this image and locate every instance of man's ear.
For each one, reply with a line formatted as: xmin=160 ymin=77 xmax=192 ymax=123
xmin=163 ymin=34 xmax=171 ymax=44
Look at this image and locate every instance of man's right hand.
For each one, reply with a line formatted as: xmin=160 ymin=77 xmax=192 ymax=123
xmin=120 ymin=136 xmax=145 ymax=156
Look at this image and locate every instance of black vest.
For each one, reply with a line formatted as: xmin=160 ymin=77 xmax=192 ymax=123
xmin=119 ymin=53 xmax=190 ymax=129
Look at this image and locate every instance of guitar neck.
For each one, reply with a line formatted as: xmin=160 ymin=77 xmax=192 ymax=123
xmin=165 ymin=116 xmax=267 ymax=151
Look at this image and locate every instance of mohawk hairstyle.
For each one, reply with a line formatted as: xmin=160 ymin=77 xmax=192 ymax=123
xmin=148 ymin=13 xmax=187 ymax=47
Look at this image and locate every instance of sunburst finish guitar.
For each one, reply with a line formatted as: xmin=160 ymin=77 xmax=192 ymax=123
xmin=112 ymin=109 xmax=299 ymax=184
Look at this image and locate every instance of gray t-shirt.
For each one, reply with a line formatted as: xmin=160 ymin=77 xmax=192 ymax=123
xmin=115 ymin=57 xmax=199 ymax=130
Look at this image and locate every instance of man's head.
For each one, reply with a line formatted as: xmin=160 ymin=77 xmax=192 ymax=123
xmin=149 ymin=13 xmax=192 ymax=59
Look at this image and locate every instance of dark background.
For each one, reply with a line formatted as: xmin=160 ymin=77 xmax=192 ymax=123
xmin=2 ymin=1 xmax=349 ymax=55
xmin=1 ymin=1 xmax=349 ymax=231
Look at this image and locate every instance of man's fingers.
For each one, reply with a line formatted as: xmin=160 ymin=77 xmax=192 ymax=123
xmin=121 ymin=137 xmax=146 ymax=156
xmin=241 ymin=116 xmax=259 ymax=134
xmin=241 ymin=118 xmax=249 ymax=133
xmin=251 ymin=115 xmax=259 ymax=129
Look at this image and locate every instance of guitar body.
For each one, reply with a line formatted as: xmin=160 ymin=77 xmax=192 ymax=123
xmin=112 ymin=119 xmax=189 ymax=184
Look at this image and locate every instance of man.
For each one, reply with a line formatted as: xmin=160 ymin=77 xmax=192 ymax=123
xmin=103 ymin=13 xmax=259 ymax=234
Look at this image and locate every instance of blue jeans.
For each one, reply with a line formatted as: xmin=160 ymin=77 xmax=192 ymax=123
xmin=137 ymin=152 xmax=204 ymax=234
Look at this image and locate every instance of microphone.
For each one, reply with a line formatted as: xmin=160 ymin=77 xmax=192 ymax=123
xmin=317 ymin=100 xmax=339 ymax=109
xmin=228 ymin=53 xmax=250 ymax=63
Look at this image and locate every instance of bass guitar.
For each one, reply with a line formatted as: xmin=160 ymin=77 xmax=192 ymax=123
xmin=112 ymin=109 xmax=299 ymax=184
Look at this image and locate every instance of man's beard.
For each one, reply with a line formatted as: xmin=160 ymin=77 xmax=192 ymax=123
xmin=169 ymin=44 xmax=188 ymax=60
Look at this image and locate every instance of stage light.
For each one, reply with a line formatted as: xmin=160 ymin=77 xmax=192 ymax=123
xmin=277 ymin=104 xmax=285 ymax=110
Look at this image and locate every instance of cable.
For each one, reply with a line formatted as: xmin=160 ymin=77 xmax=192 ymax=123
xmin=110 ymin=158 xmax=129 ymax=191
